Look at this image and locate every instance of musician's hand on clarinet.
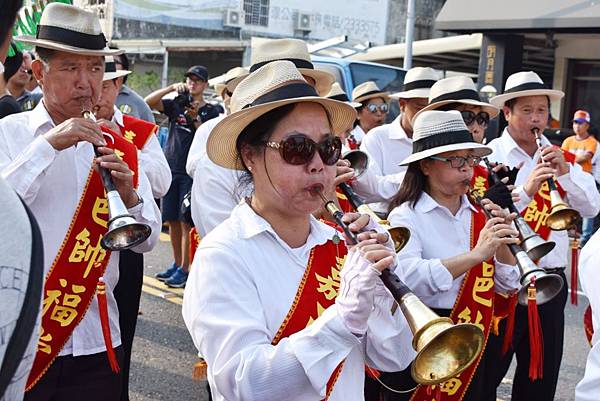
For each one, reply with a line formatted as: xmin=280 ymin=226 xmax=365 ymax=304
xmin=335 ymin=159 xmax=354 ymax=186
xmin=44 ymin=118 xmax=107 ymax=150
xmin=353 ymin=233 xmax=396 ymax=272
xmin=541 ymin=145 xmax=569 ymax=176
xmin=523 ymin=161 xmax=554 ymax=197
xmin=95 ymin=147 xmax=138 ymax=208
xmin=341 ymin=212 xmax=392 ymax=248
xmin=96 ymin=119 xmax=121 ymax=135
xmin=473 ymin=202 xmax=519 ymax=262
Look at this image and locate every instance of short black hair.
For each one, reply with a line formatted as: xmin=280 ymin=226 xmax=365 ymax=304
xmin=111 ymin=49 xmax=130 ymax=84
xmin=35 ymin=47 xmax=57 ymax=64
xmin=0 ymin=0 xmax=23 ymax=60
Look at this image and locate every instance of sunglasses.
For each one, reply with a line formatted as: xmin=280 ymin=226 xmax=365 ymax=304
xmin=460 ymin=110 xmax=490 ymax=127
xmin=366 ymin=103 xmax=389 ymax=114
xmin=429 ymin=155 xmax=482 ymax=169
xmin=263 ymin=134 xmax=342 ymax=166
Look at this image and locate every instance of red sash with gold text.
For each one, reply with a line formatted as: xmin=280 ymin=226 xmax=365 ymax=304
xmin=272 ymin=239 xmax=348 ymax=400
xmin=120 ymin=114 xmax=158 ymax=151
xmin=411 ymin=207 xmax=494 ymax=401
xmin=26 ymin=128 xmax=139 ymax=390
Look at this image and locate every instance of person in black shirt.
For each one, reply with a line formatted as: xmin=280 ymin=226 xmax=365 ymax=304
xmin=145 ymin=65 xmax=211 ymax=287
xmin=0 ymin=45 xmax=23 ymax=119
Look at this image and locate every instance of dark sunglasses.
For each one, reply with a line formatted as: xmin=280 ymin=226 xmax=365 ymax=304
xmin=461 ymin=110 xmax=490 ymax=127
xmin=366 ymin=103 xmax=389 ymax=114
xmin=429 ymin=155 xmax=482 ymax=169
xmin=263 ymin=134 xmax=342 ymax=166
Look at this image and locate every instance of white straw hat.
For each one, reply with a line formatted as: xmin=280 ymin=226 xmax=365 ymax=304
xmin=413 ymin=76 xmax=500 ymax=123
xmin=227 ymin=39 xmax=335 ymax=96
xmin=206 ymin=60 xmax=357 ymax=170
xmin=391 ymin=67 xmax=439 ymax=99
xmin=489 ymin=71 xmax=564 ymax=108
xmin=400 ymin=110 xmax=492 ymax=166
xmin=214 ymin=66 xmax=248 ymax=97
xmin=325 ymin=82 xmax=362 ymax=108
xmin=352 ymin=81 xmax=390 ymax=105
xmin=103 ymin=56 xmax=130 ymax=81
xmin=15 ymin=3 xmax=122 ymax=57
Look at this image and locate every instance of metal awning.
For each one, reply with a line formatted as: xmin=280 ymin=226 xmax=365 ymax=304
xmin=109 ymin=39 xmax=246 ymax=54
xmin=436 ymin=0 xmax=600 ymax=33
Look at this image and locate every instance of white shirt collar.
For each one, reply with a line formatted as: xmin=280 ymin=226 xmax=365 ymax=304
xmin=113 ymin=106 xmax=124 ymax=127
xmin=388 ymin=115 xmax=410 ymax=141
xmin=498 ymin=127 xmax=550 ymax=161
xmin=28 ymin=101 xmax=55 ymax=135
xmin=415 ymin=192 xmax=477 ymax=215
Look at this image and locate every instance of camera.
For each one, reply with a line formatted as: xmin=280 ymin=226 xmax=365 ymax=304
xmin=173 ymin=89 xmax=194 ymax=109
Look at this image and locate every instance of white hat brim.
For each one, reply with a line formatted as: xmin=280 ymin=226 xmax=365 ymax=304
xmin=354 ymin=91 xmax=391 ymax=104
xmin=412 ymin=99 xmax=500 ymax=125
xmin=103 ymin=69 xmax=131 ymax=81
xmin=390 ymin=88 xmax=430 ymax=99
xmin=399 ymin=142 xmax=492 ymax=166
xmin=226 ymin=68 xmax=335 ymax=97
xmin=490 ymin=89 xmax=564 ymax=108
xmin=15 ymin=35 xmax=123 ymax=56
xmin=207 ymin=97 xmax=357 ymax=170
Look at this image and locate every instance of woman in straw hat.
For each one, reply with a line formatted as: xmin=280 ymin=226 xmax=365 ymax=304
xmin=182 ymin=61 xmax=415 ymax=401
xmin=349 ymin=81 xmax=390 ymax=148
xmin=381 ymin=110 xmax=520 ymax=401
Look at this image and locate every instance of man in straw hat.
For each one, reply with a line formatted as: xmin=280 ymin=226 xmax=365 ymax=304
xmin=349 ymin=67 xmax=439 ymax=214
xmin=349 ymin=81 xmax=390 ymax=148
xmin=484 ymin=71 xmax=600 ymax=401
xmin=94 ymin=55 xmax=171 ymax=401
xmin=0 ymin=3 xmax=161 ymax=400
xmin=182 ymin=59 xmax=415 ymax=401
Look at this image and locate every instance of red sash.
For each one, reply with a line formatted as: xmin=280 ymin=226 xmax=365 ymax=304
xmin=272 ymin=239 xmax=348 ymax=400
xmin=120 ymin=114 xmax=158 ymax=151
xmin=411 ymin=207 xmax=495 ymax=401
xmin=189 ymin=227 xmax=201 ymax=263
xmin=336 ymin=188 xmax=354 ymax=213
xmin=26 ymin=128 xmax=139 ymax=390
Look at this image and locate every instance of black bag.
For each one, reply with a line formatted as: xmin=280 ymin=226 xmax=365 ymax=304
xmin=181 ymin=190 xmax=193 ymax=224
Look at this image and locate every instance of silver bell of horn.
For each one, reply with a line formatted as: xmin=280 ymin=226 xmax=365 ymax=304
xmin=513 ymin=247 xmax=564 ymax=306
xmin=101 ymin=190 xmax=152 ymax=251
xmin=513 ymin=217 xmax=556 ymax=261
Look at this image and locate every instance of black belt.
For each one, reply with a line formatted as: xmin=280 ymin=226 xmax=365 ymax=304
xmin=544 ymin=266 xmax=566 ymax=274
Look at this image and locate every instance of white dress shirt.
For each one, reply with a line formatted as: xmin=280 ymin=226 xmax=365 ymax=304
xmin=487 ymin=128 xmax=600 ymax=269
xmin=185 ymin=114 xmax=225 ymax=177
xmin=113 ymin=108 xmax=172 ymax=198
xmin=575 ymin=230 xmax=600 ymax=400
xmin=388 ymin=193 xmax=520 ymax=309
xmin=182 ymin=202 xmax=415 ymax=401
xmin=0 ymin=102 xmax=161 ymax=357
xmin=352 ymin=116 xmax=412 ymax=213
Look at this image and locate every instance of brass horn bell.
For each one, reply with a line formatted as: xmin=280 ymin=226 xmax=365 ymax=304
xmin=102 ymin=190 xmax=152 ymax=251
xmin=513 ymin=249 xmax=564 ymax=306
xmin=400 ymin=293 xmax=484 ymax=385
xmin=514 ymin=217 xmax=555 ymax=260
xmin=546 ymin=190 xmax=580 ymax=231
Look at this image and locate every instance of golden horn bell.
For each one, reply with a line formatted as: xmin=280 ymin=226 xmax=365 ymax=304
xmin=546 ymin=190 xmax=580 ymax=230
xmin=399 ymin=293 xmax=484 ymax=384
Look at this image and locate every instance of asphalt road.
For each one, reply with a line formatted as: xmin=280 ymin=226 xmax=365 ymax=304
xmin=129 ymin=234 xmax=590 ymax=401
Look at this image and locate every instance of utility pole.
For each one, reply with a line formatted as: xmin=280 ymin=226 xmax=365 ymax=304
xmin=403 ymin=0 xmax=416 ymax=70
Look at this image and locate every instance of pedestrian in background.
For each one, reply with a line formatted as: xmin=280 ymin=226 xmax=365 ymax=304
xmin=113 ymin=52 xmax=155 ymax=124
xmin=0 ymin=45 xmax=23 ymax=119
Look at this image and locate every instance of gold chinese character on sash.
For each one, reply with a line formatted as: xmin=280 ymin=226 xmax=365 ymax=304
xmin=315 ymin=256 xmax=345 ymax=300
xmin=114 ymin=149 xmax=125 ymax=160
xmin=92 ymin=197 xmax=109 ymax=228
xmin=42 ymin=279 xmax=86 ymax=327
xmin=124 ymin=129 xmax=136 ymax=143
xmin=441 ymin=378 xmax=462 ymax=396
xmin=457 ymin=306 xmax=485 ymax=332
xmin=68 ymin=228 xmax=107 ymax=278
xmin=472 ymin=175 xmax=487 ymax=198
xmin=38 ymin=328 xmax=53 ymax=354
xmin=306 ymin=302 xmax=326 ymax=327
xmin=472 ymin=261 xmax=494 ymax=307
xmin=524 ymin=200 xmax=550 ymax=232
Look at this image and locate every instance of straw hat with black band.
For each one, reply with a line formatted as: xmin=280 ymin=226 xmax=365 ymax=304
xmin=15 ymin=2 xmax=121 ymax=57
xmin=103 ymin=55 xmax=130 ymax=81
xmin=351 ymin=81 xmax=390 ymax=105
xmin=489 ymin=71 xmax=564 ymax=108
xmin=325 ymin=82 xmax=362 ymax=108
xmin=226 ymin=39 xmax=335 ymax=96
xmin=391 ymin=67 xmax=439 ymax=99
xmin=412 ymin=76 xmax=500 ymax=124
xmin=400 ymin=110 xmax=492 ymax=166
xmin=207 ymin=60 xmax=356 ymax=170
xmin=214 ymin=66 xmax=248 ymax=98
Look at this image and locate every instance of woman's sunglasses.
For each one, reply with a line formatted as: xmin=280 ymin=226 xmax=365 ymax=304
xmin=263 ymin=134 xmax=342 ymax=166
xmin=461 ymin=110 xmax=490 ymax=127
xmin=366 ymin=103 xmax=389 ymax=114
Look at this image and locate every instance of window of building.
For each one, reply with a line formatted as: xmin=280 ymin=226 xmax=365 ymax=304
xmin=244 ymin=0 xmax=269 ymax=27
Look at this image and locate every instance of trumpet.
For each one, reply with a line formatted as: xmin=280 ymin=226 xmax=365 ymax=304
xmin=340 ymin=150 xmax=408 ymax=252
xmin=482 ymin=157 xmax=555 ymax=261
xmin=82 ymin=109 xmax=152 ymax=251
xmin=470 ymin=192 xmax=564 ymax=306
xmin=317 ymin=190 xmax=484 ymax=385
xmin=532 ymin=127 xmax=580 ymax=230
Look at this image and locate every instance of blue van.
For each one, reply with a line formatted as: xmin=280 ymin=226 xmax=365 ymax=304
xmin=312 ymin=55 xmax=407 ymax=122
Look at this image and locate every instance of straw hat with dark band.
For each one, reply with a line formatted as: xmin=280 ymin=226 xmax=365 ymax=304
xmin=351 ymin=81 xmax=390 ymax=105
xmin=227 ymin=39 xmax=335 ymax=96
xmin=400 ymin=110 xmax=491 ymax=166
xmin=103 ymin=55 xmax=131 ymax=81
xmin=490 ymin=71 xmax=564 ymax=108
xmin=207 ymin=61 xmax=356 ymax=170
xmin=15 ymin=3 xmax=122 ymax=57
xmin=391 ymin=67 xmax=439 ymax=99
xmin=214 ymin=66 xmax=248 ymax=97
xmin=412 ymin=76 xmax=500 ymax=123
xmin=325 ymin=82 xmax=362 ymax=108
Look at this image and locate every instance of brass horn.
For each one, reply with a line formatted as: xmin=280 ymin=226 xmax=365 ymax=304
xmin=532 ymin=128 xmax=580 ymax=230
xmin=82 ymin=110 xmax=152 ymax=251
xmin=471 ymin=192 xmax=564 ymax=306
xmin=482 ymin=157 xmax=555 ymax=260
xmin=318 ymin=191 xmax=484 ymax=385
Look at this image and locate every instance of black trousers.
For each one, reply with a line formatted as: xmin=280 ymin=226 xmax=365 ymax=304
xmin=482 ymin=270 xmax=568 ymax=401
xmin=113 ymin=250 xmax=144 ymax=401
xmin=25 ymin=347 xmax=123 ymax=401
